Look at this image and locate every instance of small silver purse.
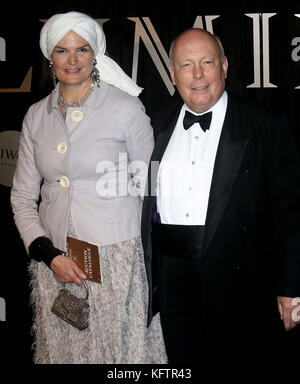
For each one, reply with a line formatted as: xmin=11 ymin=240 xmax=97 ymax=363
xmin=51 ymin=280 xmax=89 ymax=331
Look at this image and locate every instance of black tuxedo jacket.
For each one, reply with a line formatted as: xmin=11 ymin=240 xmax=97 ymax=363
xmin=141 ymin=93 xmax=300 ymax=338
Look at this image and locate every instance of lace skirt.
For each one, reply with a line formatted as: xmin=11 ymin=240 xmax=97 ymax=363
xmin=28 ymin=237 xmax=167 ymax=364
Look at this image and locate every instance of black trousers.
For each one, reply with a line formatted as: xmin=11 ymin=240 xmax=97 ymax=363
xmin=152 ymin=223 xmax=206 ymax=364
xmin=151 ymin=223 xmax=300 ymax=365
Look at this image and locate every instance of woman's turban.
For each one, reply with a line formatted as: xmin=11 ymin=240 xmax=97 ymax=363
xmin=39 ymin=11 xmax=142 ymax=96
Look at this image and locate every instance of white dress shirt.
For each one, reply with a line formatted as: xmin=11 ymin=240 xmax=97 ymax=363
xmin=157 ymin=91 xmax=228 ymax=225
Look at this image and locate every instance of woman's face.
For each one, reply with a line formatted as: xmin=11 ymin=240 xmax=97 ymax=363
xmin=51 ymin=30 xmax=94 ymax=88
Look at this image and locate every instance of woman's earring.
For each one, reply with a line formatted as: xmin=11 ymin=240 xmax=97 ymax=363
xmin=49 ymin=61 xmax=57 ymax=91
xmin=91 ymin=58 xmax=100 ymax=88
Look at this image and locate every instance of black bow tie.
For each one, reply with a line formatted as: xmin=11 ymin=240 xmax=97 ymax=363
xmin=183 ymin=110 xmax=212 ymax=132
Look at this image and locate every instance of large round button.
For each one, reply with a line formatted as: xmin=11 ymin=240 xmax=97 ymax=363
xmin=57 ymin=142 xmax=67 ymax=154
xmin=71 ymin=110 xmax=83 ymax=122
xmin=59 ymin=176 xmax=70 ymax=189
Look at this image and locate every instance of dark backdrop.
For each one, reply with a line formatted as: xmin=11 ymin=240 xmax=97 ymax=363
xmin=0 ymin=0 xmax=299 ymax=369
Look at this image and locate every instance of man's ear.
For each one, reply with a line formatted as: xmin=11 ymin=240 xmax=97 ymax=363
xmin=223 ymin=56 xmax=228 ymax=79
xmin=170 ymin=66 xmax=176 ymax=86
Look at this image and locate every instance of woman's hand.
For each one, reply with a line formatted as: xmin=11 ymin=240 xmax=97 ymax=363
xmin=50 ymin=255 xmax=87 ymax=286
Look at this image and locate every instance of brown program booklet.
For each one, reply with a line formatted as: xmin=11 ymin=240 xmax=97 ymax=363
xmin=64 ymin=236 xmax=102 ymax=284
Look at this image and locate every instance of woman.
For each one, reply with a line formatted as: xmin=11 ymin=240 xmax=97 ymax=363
xmin=11 ymin=11 xmax=166 ymax=364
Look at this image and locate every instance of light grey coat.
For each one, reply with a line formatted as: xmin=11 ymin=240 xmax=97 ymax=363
xmin=11 ymin=82 xmax=154 ymax=252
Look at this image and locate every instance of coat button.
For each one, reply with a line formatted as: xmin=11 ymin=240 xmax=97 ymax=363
xmin=71 ymin=110 xmax=83 ymax=122
xmin=59 ymin=176 xmax=70 ymax=189
xmin=57 ymin=142 xmax=67 ymax=154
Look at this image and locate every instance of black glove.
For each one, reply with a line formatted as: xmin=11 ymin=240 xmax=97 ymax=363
xmin=28 ymin=237 xmax=61 ymax=268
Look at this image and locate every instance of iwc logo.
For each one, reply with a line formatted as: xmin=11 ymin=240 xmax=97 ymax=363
xmin=0 ymin=130 xmax=20 ymax=187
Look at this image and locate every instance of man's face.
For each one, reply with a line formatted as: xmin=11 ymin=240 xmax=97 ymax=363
xmin=170 ymin=30 xmax=228 ymax=113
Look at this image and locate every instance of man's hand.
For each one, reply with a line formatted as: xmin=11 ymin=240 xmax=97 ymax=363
xmin=277 ymin=296 xmax=300 ymax=331
xmin=50 ymin=255 xmax=87 ymax=286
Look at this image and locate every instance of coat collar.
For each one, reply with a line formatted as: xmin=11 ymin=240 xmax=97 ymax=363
xmin=47 ymin=81 xmax=109 ymax=114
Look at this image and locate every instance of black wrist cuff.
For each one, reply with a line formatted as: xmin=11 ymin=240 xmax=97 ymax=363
xmin=28 ymin=236 xmax=61 ymax=268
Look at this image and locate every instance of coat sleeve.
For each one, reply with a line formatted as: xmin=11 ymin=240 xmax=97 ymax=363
xmin=266 ymin=114 xmax=300 ymax=297
xmin=10 ymin=109 xmax=48 ymax=252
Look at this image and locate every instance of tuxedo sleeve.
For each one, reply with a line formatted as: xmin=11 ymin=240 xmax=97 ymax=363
xmin=266 ymin=114 xmax=300 ymax=297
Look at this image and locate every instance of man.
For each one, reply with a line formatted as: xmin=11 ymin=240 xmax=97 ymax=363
xmin=141 ymin=28 xmax=300 ymax=363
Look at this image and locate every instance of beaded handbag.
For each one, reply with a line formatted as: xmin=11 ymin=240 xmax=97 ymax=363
xmin=51 ymin=280 xmax=89 ymax=331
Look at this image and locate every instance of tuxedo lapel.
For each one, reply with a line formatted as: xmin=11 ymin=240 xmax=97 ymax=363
xmin=151 ymin=102 xmax=183 ymax=162
xmin=202 ymin=95 xmax=249 ymax=256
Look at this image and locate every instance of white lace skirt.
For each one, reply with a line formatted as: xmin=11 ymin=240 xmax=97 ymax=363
xmin=29 ymin=237 xmax=167 ymax=364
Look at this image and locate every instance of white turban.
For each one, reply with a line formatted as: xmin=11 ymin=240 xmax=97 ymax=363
xmin=39 ymin=11 xmax=142 ymax=96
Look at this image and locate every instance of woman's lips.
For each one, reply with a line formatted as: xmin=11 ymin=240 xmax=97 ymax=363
xmin=65 ymin=68 xmax=81 ymax=73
